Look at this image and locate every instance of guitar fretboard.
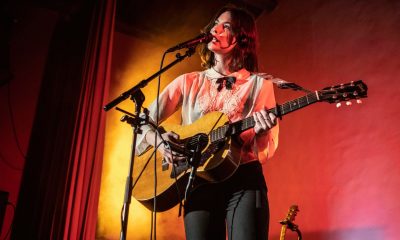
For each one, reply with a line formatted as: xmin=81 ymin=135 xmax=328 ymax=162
xmin=210 ymin=91 xmax=320 ymax=142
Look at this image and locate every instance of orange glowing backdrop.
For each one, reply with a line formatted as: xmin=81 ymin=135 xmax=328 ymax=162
xmin=97 ymin=1 xmax=400 ymax=239
xmin=97 ymin=32 xmax=200 ymax=239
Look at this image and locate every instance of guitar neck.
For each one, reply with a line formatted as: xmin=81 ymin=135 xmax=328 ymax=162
xmin=210 ymin=91 xmax=320 ymax=142
xmin=236 ymin=91 xmax=320 ymax=133
xmin=279 ymin=225 xmax=288 ymax=240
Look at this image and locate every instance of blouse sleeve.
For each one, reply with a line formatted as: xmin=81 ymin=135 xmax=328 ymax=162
xmin=135 ymin=74 xmax=185 ymax=155
xmin=254 ymin=79 xmax=279 ymax=163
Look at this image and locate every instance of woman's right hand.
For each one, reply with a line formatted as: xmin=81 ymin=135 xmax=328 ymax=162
xmin=146 ymin=130 xmax=186 ymax=164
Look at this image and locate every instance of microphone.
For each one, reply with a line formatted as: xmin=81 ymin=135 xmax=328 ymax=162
xmin=166 ymin=33 xmax=213 ymax=53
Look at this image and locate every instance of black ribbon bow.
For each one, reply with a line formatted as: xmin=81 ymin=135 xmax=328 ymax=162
xmin=216 ymin=76 xmax=236 ymax=91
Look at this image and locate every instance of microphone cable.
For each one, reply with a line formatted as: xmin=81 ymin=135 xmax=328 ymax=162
xmin=149 ymin=51 xmax=168 ymax=240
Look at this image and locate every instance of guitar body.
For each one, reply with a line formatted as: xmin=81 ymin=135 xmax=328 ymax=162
xmin=132 ymin=111 xmax=240 ymax=212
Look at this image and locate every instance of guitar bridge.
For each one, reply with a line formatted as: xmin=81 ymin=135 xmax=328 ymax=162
xmin=162 ymin=159 xmax=169 ymax=171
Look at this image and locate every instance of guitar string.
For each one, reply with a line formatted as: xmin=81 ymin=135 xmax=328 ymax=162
xmin=224 ymin=92 xmax=320 ymax=135
xmin=211 ymin=92 xmax=320 ymax=140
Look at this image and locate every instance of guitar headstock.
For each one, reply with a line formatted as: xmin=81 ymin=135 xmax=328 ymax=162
xmin=318 ymin=80 xmax=368 ymax=107
xmin=284 ymin=205 xmax=299 ymax=222
xmin=279 ymin=205 xmax=300 ymax=232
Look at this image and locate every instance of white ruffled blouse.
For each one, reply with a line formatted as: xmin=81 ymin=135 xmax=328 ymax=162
xmin=136 ymin=68 xmax=279 ymax=164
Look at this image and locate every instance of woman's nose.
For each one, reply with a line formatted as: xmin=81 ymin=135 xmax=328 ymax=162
xmin=211 ymin=24 xmax=222 ymax=34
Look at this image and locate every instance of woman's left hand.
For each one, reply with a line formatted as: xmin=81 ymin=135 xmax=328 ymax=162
xmin=253 ymin=109 xmax=277 ymax=135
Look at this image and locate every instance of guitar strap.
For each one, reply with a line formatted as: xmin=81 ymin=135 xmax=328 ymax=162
xmin=256 ymin=73 xmax=312 ymax=93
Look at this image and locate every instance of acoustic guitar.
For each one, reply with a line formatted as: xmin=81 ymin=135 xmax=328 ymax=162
xmin=279 ymin=205 xmax=301 ymax=240
xmin=132 ymin=80 xmax=368 ymax=212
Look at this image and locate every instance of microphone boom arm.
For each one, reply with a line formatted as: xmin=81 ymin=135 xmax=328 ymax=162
xmin=103 ymin=48 xmax=196 ymax=111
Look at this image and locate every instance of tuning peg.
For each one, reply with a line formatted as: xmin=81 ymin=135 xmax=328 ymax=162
xmin=356 ymin=99 xmax=363 ymax=104
xmin=336 ymin=102 xmax=342 ymax=108
xmin=346 ymin=101 xmax=352 ymax=106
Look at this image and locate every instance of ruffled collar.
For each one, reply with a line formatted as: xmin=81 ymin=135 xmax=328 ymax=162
xmin=204 ymin=68 xmax=251 ymax=81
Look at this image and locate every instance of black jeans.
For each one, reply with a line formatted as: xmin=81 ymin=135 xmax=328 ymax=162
xmin=184 ymin=161 xmax=269 ymax=240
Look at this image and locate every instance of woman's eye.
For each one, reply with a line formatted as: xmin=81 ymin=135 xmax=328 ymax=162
xmin=223 ymin=24 xmax=231 ymax=29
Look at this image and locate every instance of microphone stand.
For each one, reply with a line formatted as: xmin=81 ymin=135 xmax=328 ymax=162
xmin=103 ymin=47 xmax=196 ymax=240
xmin=119 ymin=91 xmax=145 ymax=240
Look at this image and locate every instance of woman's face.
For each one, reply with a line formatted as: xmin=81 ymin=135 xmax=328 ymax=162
xmin=208 ymin=11 xmax=237 ymax=55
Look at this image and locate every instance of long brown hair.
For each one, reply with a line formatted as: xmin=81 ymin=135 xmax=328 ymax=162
xmin=199 ymin=5 xmax=259 ymax=72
